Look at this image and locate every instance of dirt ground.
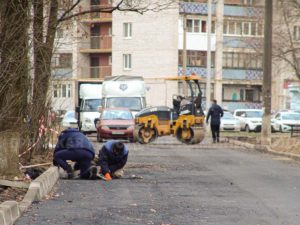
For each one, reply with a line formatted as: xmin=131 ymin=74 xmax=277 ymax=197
xmin=0 ymin=187 xmax=27 ymax=203
xmin=224 ymin=132 xmax=300 ymax=155
xmin=0 ymin=152 xmax=53 ymax=204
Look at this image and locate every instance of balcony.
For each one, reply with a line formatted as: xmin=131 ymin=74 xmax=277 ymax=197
xmin=80 ymin=36 xmax=112 ymax=53
xmin=80 ymin=5 xmax=112 ymax=23
xmin=79 ymin=66 xmax=112 ymax=79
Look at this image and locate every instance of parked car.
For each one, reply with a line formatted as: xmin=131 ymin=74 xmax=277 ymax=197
xmin=61 ymin=110 xmax=78 ymax=129
xmin=233 ymin=109 xmax=263 ymax=132
xmin=220 ymin=111 xmax=240 ymax=131
xmin=271 ymin=111 xmax=300 ymax=132
xmin=96 ymin=108 xmax=134 ymax=142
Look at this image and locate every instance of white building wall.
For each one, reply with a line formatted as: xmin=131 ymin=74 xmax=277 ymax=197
xmin=112 ymin=2 xmax=179 ymax=107
xmin=51 ymin=20 xmax=75 ymax=112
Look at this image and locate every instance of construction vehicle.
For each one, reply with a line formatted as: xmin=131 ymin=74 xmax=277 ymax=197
xmin=133 ymin=75 xmax=205 ymax=144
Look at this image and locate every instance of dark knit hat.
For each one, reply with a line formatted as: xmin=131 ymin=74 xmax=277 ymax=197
xmin=113 ymin=141 xmax=124 ymax=154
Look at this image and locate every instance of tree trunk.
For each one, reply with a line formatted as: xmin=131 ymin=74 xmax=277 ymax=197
xmin=0 ymin=0 xmax=30 ymax=129
xmin=0 ymin=131 xmax=21 ymax=178
xmin=31 ymin=0 xmax=58 ymax=154
xmin=0 ymin=0 xmax=30 ymax=176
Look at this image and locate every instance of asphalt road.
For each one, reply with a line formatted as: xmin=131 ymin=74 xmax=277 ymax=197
xmin=16 ymin=137 xmax=300 ymax=225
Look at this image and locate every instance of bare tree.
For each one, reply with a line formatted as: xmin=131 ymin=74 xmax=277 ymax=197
xmin=273 ymin=0 xmax=300 ymax=80
xmin=0 ymin=0 xmax=30 ymax=177
xmin=0 ymin=0 xmax=178 ymax=176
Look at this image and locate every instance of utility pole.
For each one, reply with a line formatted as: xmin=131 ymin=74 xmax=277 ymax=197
xmin=214 ymin=0 xmax=224 ymax=105
xmin=206 ymin=0 xmax=212 ymax=111
xmin=182 ymin=14 xmax=188 ymax=96
xmin=261 ymin=0 xmax=272 ymax=144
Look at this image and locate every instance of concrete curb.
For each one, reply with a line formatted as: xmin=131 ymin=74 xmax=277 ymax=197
xmin=228 ymin=139 xmax=300 ymax=161
xmin=0 ymin=166 xmax=59 ymax=225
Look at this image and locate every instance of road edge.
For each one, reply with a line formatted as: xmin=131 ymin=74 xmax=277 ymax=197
xmin=0 ymin=166 xmax=59 ymax=225
xmin=228 ymin=139 xmax=300 ymax=161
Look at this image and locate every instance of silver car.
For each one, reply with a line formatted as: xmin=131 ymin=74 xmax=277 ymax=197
xmin=221 ymin=111 xmax=240 ymax=131
xmin=61 ymin=110 xmax=78 ymax=129
xmin=271 ymin=112 xmax=300 ymax=132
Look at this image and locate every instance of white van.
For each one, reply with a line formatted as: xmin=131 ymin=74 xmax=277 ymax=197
xmin=233 ymin=109 xmax=263 ymax=132
xmin=102 ymin=76 xmax=146 ymax=116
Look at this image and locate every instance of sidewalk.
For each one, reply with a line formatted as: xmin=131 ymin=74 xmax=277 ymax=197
xmin=0 ymin=167 xmax=59 ymax=225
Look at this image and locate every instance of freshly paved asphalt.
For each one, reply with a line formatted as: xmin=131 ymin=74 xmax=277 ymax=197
xmin=16 ymin=137 xmax=300 ymax=225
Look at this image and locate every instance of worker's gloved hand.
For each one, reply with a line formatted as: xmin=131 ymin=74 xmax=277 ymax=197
xmin=104 ymin=173 xmax=112 ymax=181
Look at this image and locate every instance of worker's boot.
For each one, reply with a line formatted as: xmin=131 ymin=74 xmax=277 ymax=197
xmin=113 ymin=169 xmax=124 ymax=179
xmin=66 ymin=164 xmax=74 ymax=179
xmin=88 ymin=166 xmax=98 ymax=180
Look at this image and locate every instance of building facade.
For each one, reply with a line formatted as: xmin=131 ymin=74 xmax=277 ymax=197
xmin=112 ymin=1 xmax=179 ymax=107
xmin=179 ymin=0 xmax=264 ymax=111
xmin=50 ymin=0 xmax=300 ymax=113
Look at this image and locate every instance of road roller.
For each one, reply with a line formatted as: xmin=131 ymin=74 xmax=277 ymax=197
xmin=133 ymin=75 xmax=205 ymax=144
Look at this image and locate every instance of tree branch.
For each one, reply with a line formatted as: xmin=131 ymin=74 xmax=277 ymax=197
xmin=58 ymin=0 xmax=177 ymax=22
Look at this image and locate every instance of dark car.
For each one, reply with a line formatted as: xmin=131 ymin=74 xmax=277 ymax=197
xmin=96 ymin=108 xmax=135 ymax=142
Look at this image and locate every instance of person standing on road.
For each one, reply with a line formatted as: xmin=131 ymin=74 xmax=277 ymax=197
xmin=97 ymin=140 xmax=129 ymax=181
xmin=206 ymin=99 xmax=224 ymax=143
xmin=53 ymin=128 xmax=97 ymax=179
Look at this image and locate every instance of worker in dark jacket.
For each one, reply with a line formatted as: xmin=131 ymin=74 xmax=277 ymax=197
xmin=206 ymin=99 xmax=224 ymax=143
xmin=97 ymin=140 xmax=129 ymax=181
xmin=53 ymin=128 xmax=97 ymax=179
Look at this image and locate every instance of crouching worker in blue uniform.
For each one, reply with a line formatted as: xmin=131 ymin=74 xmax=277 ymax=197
xmin=53 ymin=128 xmax=97 ymax=179
xmin=97 ymin=140 xmax=129 ymax=181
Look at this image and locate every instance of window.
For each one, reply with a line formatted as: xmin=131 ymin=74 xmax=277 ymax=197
xmin=52 ymin=53 xmax=72 ymax=68
xmin=243 ymin=22 xmax=250 ymax=35
xmin=67 ymin=84 xmax=71 ymax=97
xmin=201 ymin=20 xmax=206 ymax=32
xmin=242 ymin=0 xmax=255 ymax=5
xmin=293 ymin=26 xmax=300 ymax=41
xmin=187 ymin=19 xmax=193 ymax=32
xmin=109 ymin=55 xmax=112 ymax=66
xmin=223 ymin=20 xmax=262 ymax=36
xmin=53 ymin=85 xmax=59 ymax=98
xmin=240 ymin=89 xmax=244 ymax=101
xmin=178 ymin=50 xmax=215 ymax=67
xmin=62 ymin=84 xmax=67 ymax=97
xmin=223 ymin=52 xmax=262 ymax=69
xmin=123 ymin=23 xmax=132 ymax=38
xmin=250 ymin=22 xmax=256 ymax=36
xmin=229 ymin=21 xmax=235 ymax=34
xmin=123 ymin=54 xmax=132 ymax=70
xmin=53 ymin=83 xmax=72 ymax=98
xmin=186 ymin=19 xmax=214 ymax=33
xmin=245 ymin=89 xmax=254 ymax=101
xmin=194 ymin=20 xmax=200 ymax=32
xmin=59 ymin=54 xmax=72 ymax=68
xmin=236 ymin=22 xmax=242 ymax=35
